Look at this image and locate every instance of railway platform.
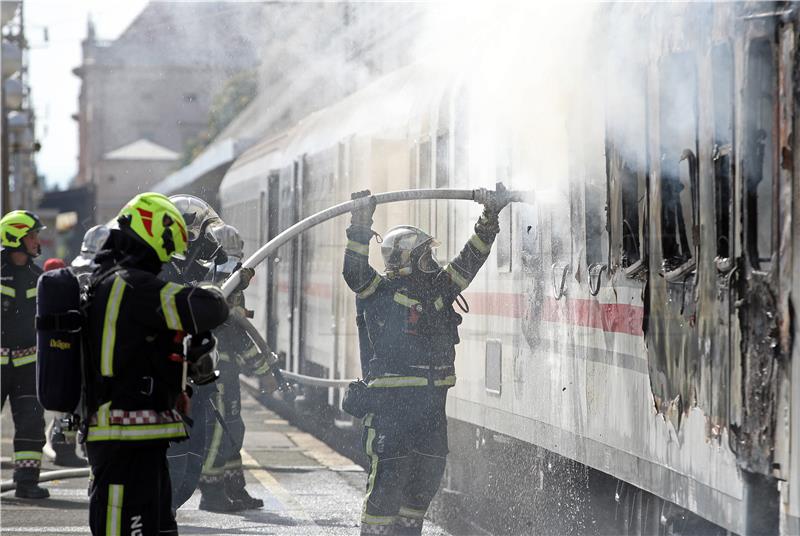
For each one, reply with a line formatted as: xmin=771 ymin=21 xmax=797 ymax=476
xmin=0 ymin=385 xmax=451 ymax=536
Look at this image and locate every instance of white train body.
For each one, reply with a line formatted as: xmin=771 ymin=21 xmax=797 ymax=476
xmin=219 ymin=4 xmax=800 ymax=532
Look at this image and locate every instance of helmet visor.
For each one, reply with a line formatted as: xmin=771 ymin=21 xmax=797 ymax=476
xmin=416 ymin=245 xmax=441 ymax=274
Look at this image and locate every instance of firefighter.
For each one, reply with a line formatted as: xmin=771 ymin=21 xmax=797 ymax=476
xmin=0 ymin=210 xmax=49 ymax=499
xmin=83 ymin=193 xmax=228 ymax=535
xmin=43 ymin=225 xmax=109 ymax=468
xmin=343 ymin=188 xmax=510 ymax=535
xmin=197 ymin=222 xmax=265 ymax=512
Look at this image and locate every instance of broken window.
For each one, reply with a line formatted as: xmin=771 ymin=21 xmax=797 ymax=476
xmin=743 ymin=39 xmax=776 ymax=272
xmin=713 ymin=44 xmax=734 ymax=267
xmin=659 ymin=53 xmax=698 ymax=273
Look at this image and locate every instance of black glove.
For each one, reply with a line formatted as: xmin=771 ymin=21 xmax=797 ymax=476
xmin=234 ymin=267 xmax=255 ymax=292
xmin=350 ymin=190 xmax=377 ymax=227
xmin=482 ymin=182 xmax=512 ymax=215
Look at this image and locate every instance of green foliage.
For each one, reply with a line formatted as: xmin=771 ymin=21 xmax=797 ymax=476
xmin=181 ymin=69 xmax=258 ymax=167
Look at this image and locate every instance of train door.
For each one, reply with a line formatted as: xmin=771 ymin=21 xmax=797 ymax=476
xmin=289 ymin=158 xmax=304 ymax=374
xmin=265 ymin=172 xmax=280 ymax=352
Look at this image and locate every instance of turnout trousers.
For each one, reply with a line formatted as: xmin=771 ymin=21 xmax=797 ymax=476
xmin=0 ymin=356 xmax=46 ymax=483
xmin=87 ymin=441 xmax=177 ymax=536
xmin=360 ymin=389 xmax=448 ymax=536
xmin=199 ymin=360 xmax=247 ymax=491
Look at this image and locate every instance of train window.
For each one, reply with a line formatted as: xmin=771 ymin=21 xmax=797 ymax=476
xmin=435 ymin=130 xmax=449 ymax=188
xmin=659 ymin=53 xmax=698 ymax=273
xmin=712 ymin=44 xmax=734 ymax=267
xmin=743 ymin=39 xmax=776 ymax=271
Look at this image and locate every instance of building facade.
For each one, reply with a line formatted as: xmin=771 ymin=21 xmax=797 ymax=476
xmin=72 ymin=1 xmax=266 ymax=222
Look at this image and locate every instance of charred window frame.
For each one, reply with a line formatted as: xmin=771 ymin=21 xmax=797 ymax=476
xmin=743 ymin=39 xmax=776 ymax=272
xmin=712 ymin=44 xmax=734 ymax=270
xmin=659 ymin=52 xmax=699 ymax=276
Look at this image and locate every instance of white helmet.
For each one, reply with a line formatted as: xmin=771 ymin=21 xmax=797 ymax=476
xmin=71 ymin=224 xmax=110 ymax=269
xmin=208 ymin=223 xmax=244 ymax=278
xmin=380 ymin=225 xmax=440 ymax=277
xmin=168 ymin=194 xmax=222 ymax=243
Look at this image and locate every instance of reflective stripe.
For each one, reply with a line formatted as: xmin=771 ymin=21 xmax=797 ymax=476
xmin=1 ymin=285 xmax=15 ymax=297
xmin=87 ymin=422 xmax=187 ymax=442
xmin=106 ymin=484 xmax=123 ymax=536
xmin=368 ymin=375 xmax=456 ymax=388
xmin=14 ymin=451 xmax=43 ymax=461
xmin=445 ymin=264 xmax=470 ymax=290
xmin=12 ymin=353 xmax=36 ymax=367
xmin=361 ymin=426 xmax=396 ymax=526
xmin=398 ymin=506 xmax=426 ymax=519
xmin=393 ymin=293 xmax=420 ymax=309
xmin=253 ymin=360 xmax=271 ymax=375
xmin=203 ymin=385 xmax=225 ymax=473
xmin=100 ymin=277 xmax=126 ymax=377
xmin=434 ymin=375 xmax=457 ymax=387
xmin=368 ymin=376 xmax=428 ymax=388
xmin=362 ymin=513 xmax=397 ymax=525
xmin=223 ymin=458 xmax=242 ymax=470
xmin=363 ymin=413 xmax=374 ymax=427
xmin=160 ymin=282 xmax=183 ymax=331
xmin=346 ymin=240 xmax=370 ymax=256
xmin=469 ymin=233 xmax=491 ymax=254
xmin=357 ymin=274 xmax=382 ymax=299
xmin=0 ymin=355 xmax=8 ymax=365
xmin=434 ymin=296 xmax=445 ymax=310
xmin=26 ymin=287 xmax=37 ymax=299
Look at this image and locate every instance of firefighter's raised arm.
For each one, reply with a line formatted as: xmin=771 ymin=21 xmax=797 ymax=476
xmin=438 ymin=185 xmax=511 ymax=299
xmin=342 ymin=190 xmax=383 ymax=298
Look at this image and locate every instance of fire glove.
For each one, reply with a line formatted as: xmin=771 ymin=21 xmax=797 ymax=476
xmin=234 ymin=266 xmax=255 ymax=292
xmin=186 ymin=331 xmax=219 ymax=386
xmin=350 ymin=190 xmax=377 ymax=228
xmin=481 ymin=182 xmax=512 ymax=215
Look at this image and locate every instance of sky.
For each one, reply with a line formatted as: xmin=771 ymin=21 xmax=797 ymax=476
xmin=23 ymin=0 xmax=148 ymax=189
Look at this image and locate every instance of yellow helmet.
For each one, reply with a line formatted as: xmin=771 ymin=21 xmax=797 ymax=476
xmin=116 ymin=193 xmax=188 ymax=263
xmin=0 ymin=210 xmax=45 ymax=252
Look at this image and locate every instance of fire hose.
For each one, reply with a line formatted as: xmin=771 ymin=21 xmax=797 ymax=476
xmin=1 ymin=187 xmax=530 ymax=493
xmin=222 ymin=185 xmax=533 ymax=389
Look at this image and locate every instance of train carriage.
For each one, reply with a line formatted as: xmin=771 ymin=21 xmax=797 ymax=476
xmin=220 ymin=3 xmax=800 ymax=533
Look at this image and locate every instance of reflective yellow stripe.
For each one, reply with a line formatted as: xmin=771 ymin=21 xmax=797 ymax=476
xmin=14 ymin=451 xmax=42 ymax=461
xmin=12 ymin=353 xmax=36 ymax=367
xmin=203 ymin=385 xmax=225 ymax=473
xmin=367 ymin=375 xmax=456 ymax=388
xmin=469 ymin=233 xmax=491 ymax=254
xmin=434 ymin=375 xmax=457 ymax=387
xmin=357 ymin=274 xmax=382 ymax=299
xmin=87 ymin=422 xmax=187 ymax=442
xmin=361 ymin=426 xmax=396 ymax=525
xmin=363 ymin=413 xmax=374 ymax=427
xmin=346 ymin=240 xmax=370 ymax=256
xmin=445 ymin=264 xmax=470 ymax=290
xmin=253 ymin=360 xmax=271 ymax=375
xmin=363 ymin=513 xmax=397 ymax=525
xmin=0 ymin=355 xmax=8 ymax=365
xmin=160 ymin=282 xmax=183 ymax=331
xmin=393 ymin=292 xmax=420 ymax=309
xmin=398 ymin=506 xmax=426 ymax=519
xmin=101 ymin=277 xmax=126 ymax=377
xmin=434 ymin=296 xmax=445 ymax=310
xmin=1 ymin=285 xmax=15 ymax=297
xmin=26 ymin=287 xmax=37 ymax=299
xmin=368 ymin=376 xmax=428 ymax=388
xmin=106 ymin=484 xmax=123 ymax=536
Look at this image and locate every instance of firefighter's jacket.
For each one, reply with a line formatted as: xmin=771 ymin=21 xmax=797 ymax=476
xmin=85 ymin=233 xmax=229 ymax=443
xmin=0 ymin=251 xmax=41 ymax=367
xmin=343 ymin=209 xmax=500 ymax=389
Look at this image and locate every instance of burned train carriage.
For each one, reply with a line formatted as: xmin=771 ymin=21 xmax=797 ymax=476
xmin=219 ymin=3 xmax=800 ymax=534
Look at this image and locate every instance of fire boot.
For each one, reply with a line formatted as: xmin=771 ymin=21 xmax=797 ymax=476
xmin=225 ymin=469 xmax=263 ymax=509
xmin=198 ymin=481 xmax=247 ymax=513
xmin=14 ymin=468 xmax=50 ymax=499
